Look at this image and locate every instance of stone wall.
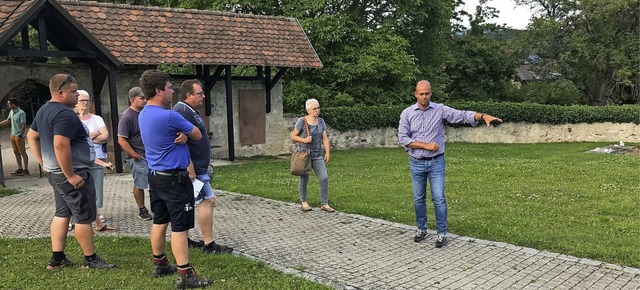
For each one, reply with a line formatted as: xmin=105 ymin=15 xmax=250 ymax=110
xmin=324 ymin=122 xmax=639 ymax=151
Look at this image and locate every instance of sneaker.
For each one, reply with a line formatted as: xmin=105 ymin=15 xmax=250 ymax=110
xmin=22 ymin=169 xmax=30 ymax=176
xmin=138 ymin=208 xmax=152 ymax=221
xmin=203 ymin=242 xmax=233 ymax=254
xmin=10 ymin=169 xmax=23 ymax=176
xmin=152 ymin=257 xmax=177 ymax=278
xmin=176 ymin=267 xmax=212 ymax=289
xmin=47 ymin=257 xmax=75 ymax=269
xmin=188 ymin=238 xmax=204 ymax=249
xmin=414 ymin=230 xmax=427 ymax=243
xmin=435 ymin=234 xmax=448 ymax=248
xmin=82 ymin=255 xmax=117 ymax=269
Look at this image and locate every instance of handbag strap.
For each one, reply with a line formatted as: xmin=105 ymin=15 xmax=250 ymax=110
xmin=294 ymin=116 xmax=311 ymax=146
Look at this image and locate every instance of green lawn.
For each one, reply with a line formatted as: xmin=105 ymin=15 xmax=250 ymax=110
xmin=213 ymin=142 xmax=640 ymax=268
xmin=0 ymin=236 xmax=331 ymax=289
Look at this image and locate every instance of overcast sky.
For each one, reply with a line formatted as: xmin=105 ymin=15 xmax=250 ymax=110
xmin=458 ymin=0 xmax=535 ymax=30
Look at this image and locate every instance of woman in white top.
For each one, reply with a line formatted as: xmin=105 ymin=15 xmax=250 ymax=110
xmin=76 ymin=90 xmax=117 ymax=232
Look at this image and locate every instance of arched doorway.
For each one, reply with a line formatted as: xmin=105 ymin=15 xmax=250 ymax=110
xmin=3 ymin=79 xmax=50 ymax=125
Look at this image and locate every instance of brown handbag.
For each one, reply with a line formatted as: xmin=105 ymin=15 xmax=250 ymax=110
xmin=290 ymin=117 xmax=312 ymax=176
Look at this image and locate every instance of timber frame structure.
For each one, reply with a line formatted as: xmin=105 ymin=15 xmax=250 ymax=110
xmin=0 ymin=0 xmax=322 ymax=173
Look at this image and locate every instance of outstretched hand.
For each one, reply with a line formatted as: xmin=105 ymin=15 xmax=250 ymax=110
xmin=483 ymin=115 xmax=503 ymax=127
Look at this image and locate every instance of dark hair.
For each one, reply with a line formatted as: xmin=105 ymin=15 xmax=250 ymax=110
xmin=7 ymin=98 xmax=19 ymax=107
xmin=139 ymin=70 xmax=171 ymax=100
xmin=178 ymin=79 xmax=203 ymax=101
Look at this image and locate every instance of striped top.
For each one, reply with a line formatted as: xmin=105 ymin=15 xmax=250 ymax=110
xmin=398 ymin=102 xmax=478 ymax=158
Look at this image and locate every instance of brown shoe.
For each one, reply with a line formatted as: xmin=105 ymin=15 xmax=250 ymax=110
xmin=320 ymin=205 xmax=335 ymax=212
xmin=176 ymin=267 xmax=212 ymax=288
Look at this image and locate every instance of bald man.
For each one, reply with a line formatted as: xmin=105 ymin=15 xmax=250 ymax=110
xmin=398 ymin=80 xmax=502 ymax=248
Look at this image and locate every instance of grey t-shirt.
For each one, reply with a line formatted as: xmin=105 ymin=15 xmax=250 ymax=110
xmin=294 ymin=117 xmax=327 ymax=157
xmin=30 ymin=101 xmax=94 ymax=173
xmin=117 ymin=107 xmax=145 ymax=158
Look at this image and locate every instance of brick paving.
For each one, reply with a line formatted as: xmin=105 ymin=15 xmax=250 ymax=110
xmin=0 ymin=172 xmax=638 ymax=290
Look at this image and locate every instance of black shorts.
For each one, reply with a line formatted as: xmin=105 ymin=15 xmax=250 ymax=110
xmin=148 ymin=171 xmax=195 ymax=232
xmin=47 ymin=168 xmax=96 ymax=224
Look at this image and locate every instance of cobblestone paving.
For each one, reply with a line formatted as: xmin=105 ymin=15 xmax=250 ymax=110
xmin=0 ymin=173 xmax=638 ymax=290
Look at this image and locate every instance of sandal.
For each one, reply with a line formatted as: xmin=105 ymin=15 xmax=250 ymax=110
xmin=320 ymin=205 xmax=335 ymax=212
xmin=95 ymin=224 xmax=118 ymax=232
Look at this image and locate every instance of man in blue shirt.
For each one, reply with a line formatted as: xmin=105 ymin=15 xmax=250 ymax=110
xmin=138 ymin=70 xmax=211 ymax=288
xmin=173 ymin=79 xmax=232 ymax=255
xmin=398 ymin=80 xmax=501 ymax=248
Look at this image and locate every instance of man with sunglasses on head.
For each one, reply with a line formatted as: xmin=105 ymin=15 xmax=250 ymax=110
xmin=173 ymin=79 xmax=233 ymax=255
xmin=27 ymin=73 xmax=116 ymax=270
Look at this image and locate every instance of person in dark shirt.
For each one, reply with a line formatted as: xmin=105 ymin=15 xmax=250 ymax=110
xmin=28 ymin=73 xmax=115 ymax=270
xmin=173 ymin=79 xmax=232 ymax=254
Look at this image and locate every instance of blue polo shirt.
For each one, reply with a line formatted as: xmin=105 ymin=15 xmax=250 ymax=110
xmin=139 ymin=104 xmax=195 ymax=171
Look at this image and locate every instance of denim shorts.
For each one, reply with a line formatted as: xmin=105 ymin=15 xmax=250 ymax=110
xmin=195 ymin=173 xmax=215 ymax=204
xmin=126 ymin=158 xmax=148 ymax=190
xmin=47 ymin=168 xmax=96 ymax=224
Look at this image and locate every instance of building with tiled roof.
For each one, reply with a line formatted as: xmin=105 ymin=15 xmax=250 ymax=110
xmin=60 ymin=0 xmax=322 ymax=68
xmin=0 ymin=0 xmax=323 ymax=172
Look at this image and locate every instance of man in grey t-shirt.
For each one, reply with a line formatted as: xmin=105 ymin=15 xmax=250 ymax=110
xmin=28 ymin=73 xmax=115 ymax=269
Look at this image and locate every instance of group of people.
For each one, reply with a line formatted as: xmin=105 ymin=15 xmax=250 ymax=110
xmin=26 ymin=72 xmax=499 ymax=288
xmin=28 ymin=71 xmax=234 ymax=288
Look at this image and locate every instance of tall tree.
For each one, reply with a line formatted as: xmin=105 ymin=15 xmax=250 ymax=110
xmin=514 ymin=0 xmax=639 ymax=104
xmin=443 ymin=0 xmax=519 ymax=101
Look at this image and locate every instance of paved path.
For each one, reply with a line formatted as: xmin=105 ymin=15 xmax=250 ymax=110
xmin=0 ymin=172 xmax=638 ymax=290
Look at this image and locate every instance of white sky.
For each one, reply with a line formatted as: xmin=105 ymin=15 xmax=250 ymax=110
xmin=458 ymin=0 xmax=535 ymax=30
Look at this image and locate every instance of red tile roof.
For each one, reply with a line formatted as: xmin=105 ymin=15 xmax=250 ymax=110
xmin=0 ymin=0 xmax=322 ymax=68
xmin=0 ymin=0 xmax=37 ymax=43
xmin=60 ymin=1 xmax=322 ymax=68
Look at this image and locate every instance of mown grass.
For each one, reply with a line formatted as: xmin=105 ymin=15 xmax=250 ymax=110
xmin=0 ymin=236 xmax=331 ymax=289
xmin=213 ymin=142 xmax=640 ymax=268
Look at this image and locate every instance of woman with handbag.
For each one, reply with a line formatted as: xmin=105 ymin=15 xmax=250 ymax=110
xmin=290 ymin=99 xmax=334 ymax=212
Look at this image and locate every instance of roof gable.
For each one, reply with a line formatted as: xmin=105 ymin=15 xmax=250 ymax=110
xmin=0 ymin=0 xmax=121 ymax=67
xmin=60 ymin=1 xmax=323 ymax=68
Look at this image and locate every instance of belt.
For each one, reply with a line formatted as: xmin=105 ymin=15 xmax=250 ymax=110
xmin=413 ymin=153 xmax=444 ymax=160
xmin=152 ymin=169 xmax=187 ymax=177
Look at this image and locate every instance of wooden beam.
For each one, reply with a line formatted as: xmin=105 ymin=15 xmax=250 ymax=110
xmin=225 ymin=65 xmax=235 ymax=161
xmin=107 ymin=68 xmax=124 ymax=173
xmin=0 ymin=49 xmax=96 ymax=58
xmin=37 ymin=15 xmax=46 ymax=52
xmin=20 ymin=27 xmax=29 ymax=49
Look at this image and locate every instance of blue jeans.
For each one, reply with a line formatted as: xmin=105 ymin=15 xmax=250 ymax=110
xmin=409 ymin=155 xmax=447 ymax=235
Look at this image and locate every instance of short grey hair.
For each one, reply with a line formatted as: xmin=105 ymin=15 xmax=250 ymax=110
xmin=77 ymin=90 xmax=90 ymax=99
xmin=305 ymin=98 xmax=319 ymax=110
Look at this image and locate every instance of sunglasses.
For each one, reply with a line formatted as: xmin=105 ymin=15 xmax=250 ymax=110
xmin=58 ymin=74 xmax=75 ymax=91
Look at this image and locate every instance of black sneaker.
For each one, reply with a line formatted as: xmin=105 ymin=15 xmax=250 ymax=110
xmin=82 ymin=255 xmax=117 ymax=269
xmin=152 ymin=257 xmax=177 ymax=278
xmin=47 ymin=257 xmax=75 ymax=269
xmin=22 ymin=169 xmax=30 ymax=176
xmin=176 ymin=267 xmax=212 ymax=289
xmin=138 ymin=208 xmax=152 ymax=221
xmin=10 ymin=169 xmax=23 ymax=176
xmin=188 ymin=238 xmax=204 ymax=249
xmin=435 ymin=234 xmax=448 ymax=248
xmin=203 ymin=242 xmax=233 ymax=254
xmin=414 ymin=230 xmax=427 ymax=243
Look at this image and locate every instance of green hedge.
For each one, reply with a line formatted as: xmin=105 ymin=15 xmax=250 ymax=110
xmin=320 ymin=102 xmax=640 ymax=131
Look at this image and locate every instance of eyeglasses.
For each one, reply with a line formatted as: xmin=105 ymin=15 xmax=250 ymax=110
xmin=191 ymin=91 xmax=205 ymax=96
xmin=58 ymin=74 xmax=75 ymax=91
xmin=78 ymin=100 xmax=91 ymax=103
xmin=311 ymin=107 xmax=320 ymax=110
